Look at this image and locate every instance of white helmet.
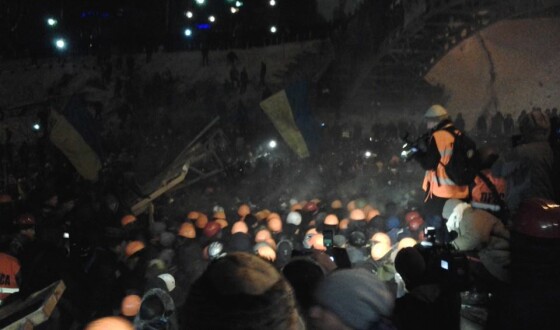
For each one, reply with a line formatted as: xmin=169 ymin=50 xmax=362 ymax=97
xmin=157 ymin=273 xmax=176 ymax=292
xmin=286 ymin=211 xmax=302 ymax=226
xmin=424 ymin=104 xmax=449 ymax=120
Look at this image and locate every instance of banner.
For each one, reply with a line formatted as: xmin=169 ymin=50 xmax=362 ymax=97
xmin=49 ymin=111 xmax=102 ymax=181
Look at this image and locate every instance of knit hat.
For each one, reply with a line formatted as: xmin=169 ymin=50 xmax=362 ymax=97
xmin=442 ymin=199 xmax=462 ymax=219
xmin=314 ymin=269 xmax=394 ymax=329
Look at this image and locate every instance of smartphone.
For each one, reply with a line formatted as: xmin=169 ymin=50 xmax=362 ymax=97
xmin=323 ymin=229 xmax=334 ymax=251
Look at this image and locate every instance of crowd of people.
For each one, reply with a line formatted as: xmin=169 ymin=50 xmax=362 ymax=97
xmin=0 ymin=102 xmax=559 ymax=330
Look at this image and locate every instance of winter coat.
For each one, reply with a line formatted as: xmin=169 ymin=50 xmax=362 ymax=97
xmin=452 ymin=208 xmax=510 ymax=282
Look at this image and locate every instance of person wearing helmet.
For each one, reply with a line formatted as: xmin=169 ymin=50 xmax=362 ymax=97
xmin=409 ymin=105 xmax=471 ymax=242
xmin=471 ymin=145 xmax=508 ymax=221
xmin=121 ymin=294 xmax=142 ymax=320
xmin=122 ymin=240 xmax=149 ymax=292
xmin=486 ymin=198 xmax=560 ymax=330
xmin=134 ymin=288 xmax=179 ymax=330
xmin=0 ymin=252 xmax=20 ymax=305
xmin=492 ymin=108 xmax=557 ymax=213
xmin=85 ymin=316 xmax=134 ymax=330
xmin=183 ymin=252 xmax=303 ymax=330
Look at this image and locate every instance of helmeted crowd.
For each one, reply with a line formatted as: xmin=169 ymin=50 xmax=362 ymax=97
xmin=0 ymin=103 xmax=559 ymax=330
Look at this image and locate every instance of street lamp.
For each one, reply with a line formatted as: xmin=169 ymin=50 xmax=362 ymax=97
xmin=270 ymin=26 xmax=277 ymax=34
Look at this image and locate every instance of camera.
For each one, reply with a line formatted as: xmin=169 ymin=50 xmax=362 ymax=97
xmin=400 ymin=132 xmax=428 ymax=162
xmin=418 ymin=227 xmax=470 ymax=291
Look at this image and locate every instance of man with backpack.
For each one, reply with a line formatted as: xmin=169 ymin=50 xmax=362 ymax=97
xmin=412 ymin=105 xmax=475 ymax=242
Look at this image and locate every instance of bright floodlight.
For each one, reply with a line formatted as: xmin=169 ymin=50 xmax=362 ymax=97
xmin=270 ymin=26 xmax=277 ymax=33
xmin=184 ymin=28 xmax=192 ymax=37
xmin=32 ymin=123 xmax=41 ymax=131
xmin=55 ymin=38 xmax=66 ymax=49
xmin=235 ymin=1 xmax=243 ymax=7
xmin=230 ymin=7 xmax=239 ymax=14
xmin=209 ymin=15 xmax=216 ymax=22
xmin=269 ymin=0 xmax=276 ymax=6
xmin=186 ymin=11 xmax=193 ymax=18
xmin=365 ymin=151 xmax=372 ymax=158
xmin=269 ymin=140 xmax=277 ymax=149
xmin=195 ymin=0 xmax=205 ymax=5
xmin=47 ymin=18 xmax=58 ymax=26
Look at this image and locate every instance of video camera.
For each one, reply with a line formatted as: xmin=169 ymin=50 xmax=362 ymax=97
xmin=400 ymin=132 xmax=429 ymax=162
xmin=417 ymin=227 xmax=471 ymax=291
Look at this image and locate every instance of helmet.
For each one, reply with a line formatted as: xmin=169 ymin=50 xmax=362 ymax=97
xmin=213 ymin=211 xmax=226 ymax=220
xmin=386 ymin=216 xmax=400 ymax=230
xmin=255 ymin=229 xmax=272 ymax=242
xmin=309 ymin=234 xmax=326 ymax=251
xmin=512 ymin=198 xmax=560 ymax=239
xmin=331 ymin=199 xmax=342 ymax=209
xmin=121 ymin=215 xmax=137 ymax=227
xmin=231 ymin=221 xmax=249 ymax=234
xmin=265 ymin=237 xmax=277 ymax=250
xmin=207 ymin=242 xmax=225 ymax=260
xmin=254 ymin=242 xmax=276 ymax=262
xmin=366 ymin=209 xmax=381 ymax=221
xmin=339 ymin=219 xmax=349 ymax=230
xmin=178 ymin=222 xmax=196 ymax=238
xmin=349 ymin=231 xmax=367 ymax=247
xmin=371 ymin=242 xmax=392 ymax=261
xmin=187 ymin=211 xmax=200 ymax=221
xmin=397 ymin=238 xmax=417 ymax=252
xmin=290 ymin=203 xmax=303 ymax=212
xmin=347 ymin=200 xmax=356 ymax=212
xmin=203 ymin=221 xmax=222 ymax=238
xmin=424 ymin=104 xmax=449 ymax=120
xmin=355 ymin=199 xmax=367 ymax=209
xmin=371 ymin=232 xmax=391 ymax=246
xmin=238 ymin=204 xmax=251 ymax=217
xmin=255 ymin=209 xmax=271 ymax=221
xmin=408 ymin=217 xmax=424 ymax=232
xmin=324 ymin=214 xmax=339 ymax=226
xmin=405 ymin=211 xmax=422 ymax=224
xmin=286 ymin=211 xmax=302 ymax=226
xmin=267 ymin=212 xmax=281 ymax=221
xmin=267 ymin=217 xmax=282 ymax=233
xmin=121 ymin=295 xmax=142 ymax=317
xmin=349 ymin=209 xmax=366 ymax=221
xmin=362 ymin=205 xmax=373 ymax=216
xmin=0 ymin=194 xmax=13 ymax=203
xmin=215 ymin=219 xmax=229 ymax=229
xmin=85 ymin=316 xmax=134 ymax=330
xmin=302 ymin=202 xmax=318 ymax=213
xmin=15 ymin=213 xmax=36 ymax=226
xmin=125 ymin=241 xmax=145 ymax=257
xmin=158 ymin=273 xmax=176 ymax=292
xmin=195 ymin=213 xmax=209 ymax=229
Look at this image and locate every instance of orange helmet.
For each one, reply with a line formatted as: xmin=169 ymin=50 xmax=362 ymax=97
xmin=267 ymin=217 xmax=282 ymax=233
xmin=187 ymin=211 xmax=200 ymax=221
xmin=371 ymin=242 xmax=391 ymax=261
xmin=339 ymin=219 xmax=349 ymax=230
xmin=121 ymin=215 xmax=137 ymax=227
xmin=309 ymin=234 xmax=326 ymax=251
xmin=178 ymin=222 xmax=196 ymax=238
xmin=125 ymin=241 xmax=145 ymax=257
xmin=291 ymin=203 xmax=302 ymax=212
xmin=238 ymin=204 xmax=251 ymax=218
xmin=347 ymin=200 xmax=356 ymax=212
xmin=324 ymin=214 xmax=339 ymax=226
xmin=213 ymin=211 xmax=226 ymax=220
xmin=350 ymin=209 xmax=366 ymax=221
xmin=331 ymin=199 xmax=342 ymax=209
xmin=195 ymin=213 xmax=209 ymax=229
xmin=397 ymin=238 xmax=417 ymax=252
xmin=255 ymin=229 xmax=272 ymax=243
xmin=255 ymin=242 xmax=276 ymax=262
xmin=231 ymin=221 xmax=249 ymax=234
xmin=121 ymin=295 xmax=141 ymax=317
xmin=215 ymin=219 xmax=228 ymax=229
xmin=85 ymin=316 xmax=134 ymax=330
xmin=267 ymin=212 xmax=281 ymax=221
xmin=371 ymin=232 xmax=391 ymax=246
xmin=0 ymin=194 xmax=13 ymax=203
xmin=255 ymin=209 xmax=271 ymax=222
xmin=366 ymin=208 xmax=381 ymax=222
